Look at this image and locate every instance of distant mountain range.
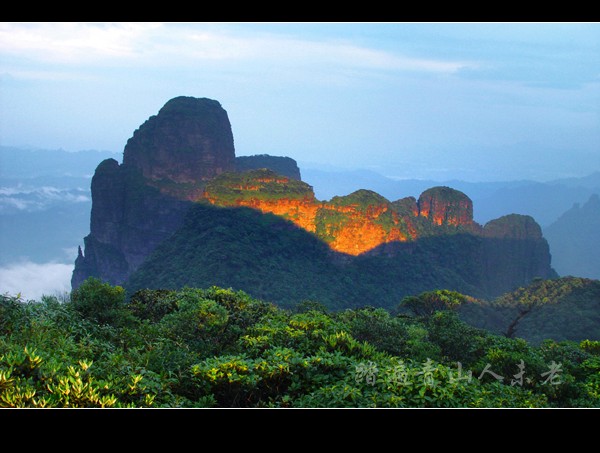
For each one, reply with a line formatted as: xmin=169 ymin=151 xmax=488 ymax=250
xmin=545 ymin=194 xmax=600 ymax=279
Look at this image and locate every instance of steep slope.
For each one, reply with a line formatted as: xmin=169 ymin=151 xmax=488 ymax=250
xmin=204 ymin=170 xmax=481 ymax=256
xmin=72 ymin=97 xmax=312 ymax=289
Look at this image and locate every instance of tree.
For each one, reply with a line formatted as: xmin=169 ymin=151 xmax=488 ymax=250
xmin=70 ymin=277 xmax=128 ymax=325
xmin=400 ymin=290 xmax=470 ymax=317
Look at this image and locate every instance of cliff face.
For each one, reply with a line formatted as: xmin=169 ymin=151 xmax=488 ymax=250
xmin=481 ymin=215 xmax=557 ymax=296
xmin=122 ymin=96 xmax=235 ymax=187
xmin=72 ymin=97 xmax=234 ymax=289
xmin=417 ymin=186 xmax=474 ymax=226
xmin=200 ymin=171 xmax=556 ymax=297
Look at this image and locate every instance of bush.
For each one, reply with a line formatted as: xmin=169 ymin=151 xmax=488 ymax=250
xmin=70 ymin=278 xmax=129 ymax=326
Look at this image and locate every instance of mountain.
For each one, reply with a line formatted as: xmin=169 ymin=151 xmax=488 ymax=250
xmin=72 ymin=95 xmax=557 ymax=308
xmin=202 ymin=169 xmax=522 ymax=256
xmin=544 ymin=194 xmax=600 ymax=279
xmin=71 ymin=97 xmax=305 ymax=289
xmin=72 ymin=97 xmax=232 ymax=288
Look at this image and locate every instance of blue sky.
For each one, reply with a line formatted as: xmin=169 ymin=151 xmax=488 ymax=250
xmin=1 ymin=22 xmax=599 ymax=181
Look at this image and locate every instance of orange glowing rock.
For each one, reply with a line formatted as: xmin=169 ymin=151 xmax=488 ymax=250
xmin=203 ymin=171 xmax=477 ymax=256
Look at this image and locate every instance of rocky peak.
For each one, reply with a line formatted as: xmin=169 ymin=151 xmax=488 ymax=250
xmin=328 ymin=190 xmax=389 ymax=213
xmin=483 ymin=214 xmax=543 ymax=240
xmin=122 ymin=96 xmax=235 ymax=185
xmin=417 ymin=186 xmax=473 ymax=226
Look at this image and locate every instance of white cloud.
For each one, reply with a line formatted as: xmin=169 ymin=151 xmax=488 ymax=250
xmin=0 ymin=261 xmax=73 ymax=301
xmin=0 ymin=22 xmax=474 ymax=75
xmin=0 ymin=22 xmax=161 ymax=63
xmin=0 ymin=186 xmax=90 ymax=212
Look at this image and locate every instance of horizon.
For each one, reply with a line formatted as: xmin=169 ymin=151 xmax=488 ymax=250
xmin=1 ymin=22 xmax=599 ymax=182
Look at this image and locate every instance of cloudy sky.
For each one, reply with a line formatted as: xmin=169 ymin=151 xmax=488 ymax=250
xmin=1 ymin=22 xmax=599 ymax=182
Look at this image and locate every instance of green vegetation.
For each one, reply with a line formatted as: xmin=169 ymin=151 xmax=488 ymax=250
xmin=2 ymin=283 xmax=598 ymax=408
xmin=314 ymin=207 xmax=352 ymax=243
xmin=205 ymin=169 xmax=314 ymax=205
xmin=328 ymin=189 xmax=389 ymax=212
xmin=460 ymin=277 xmax=600 ymax=345
xmin=126 ymin=204 xmax=494 ymax=310
xmin=419 ymin=186 xmax=469 ymax=204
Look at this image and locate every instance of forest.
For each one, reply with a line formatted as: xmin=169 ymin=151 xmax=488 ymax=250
xmin=1 ymin=278 xmax=599 ymax=408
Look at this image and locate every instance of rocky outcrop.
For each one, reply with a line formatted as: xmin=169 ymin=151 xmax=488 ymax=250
xmin=204 ymin=169 xmax=319 ymax=232
xmin=235 ymin=155 xmax=301 ymax=180
xmin=483 ymin=214 xmax=543 ymax=240
xmin=481 ymin=214 xmax=557 ymax=296
xmin=417 ymin=186 xmax=474 ymax=226
xmin=123 ymin=96 xmax=235 ymax=193
xmin=72 ymin=97 xmax=235 ymax=289
xmin=204 ymin=172 xmax=480 ymax=256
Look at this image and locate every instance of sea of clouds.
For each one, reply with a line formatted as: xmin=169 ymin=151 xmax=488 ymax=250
xmin=0 ymin=260 xmax=73 ymax=301
xmin=0 ymin=185 xmax=90 ymax=213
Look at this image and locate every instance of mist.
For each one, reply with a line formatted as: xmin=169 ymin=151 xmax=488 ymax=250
xmin=0 ymin=260 xmax=73 ymax=301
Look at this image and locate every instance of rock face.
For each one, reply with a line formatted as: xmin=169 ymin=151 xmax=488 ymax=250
xmin=417 ymin=186 xmax=474 ymax=226
xmin=123 ymin=96 xmax=235 ymax=189
xmin=480 ymin=214 xmax=556 ymax=296
xmin=72 ymin=97 xmax=235 ymax=289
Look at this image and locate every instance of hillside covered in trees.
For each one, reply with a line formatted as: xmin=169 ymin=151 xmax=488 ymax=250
xmin=1 ymin=278 xmax=599 ymax=408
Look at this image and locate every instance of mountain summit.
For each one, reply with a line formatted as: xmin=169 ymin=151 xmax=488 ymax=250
xmin=123 ymin=96 xmax=235 ymax=187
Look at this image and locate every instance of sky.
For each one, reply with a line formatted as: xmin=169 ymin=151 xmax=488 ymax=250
xmin=1 ymin=21 xmax=599 ymax=182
